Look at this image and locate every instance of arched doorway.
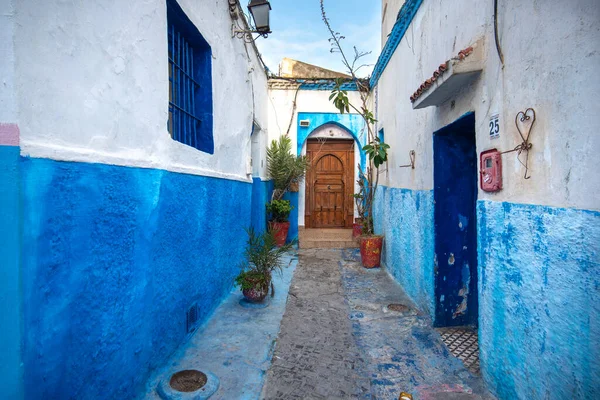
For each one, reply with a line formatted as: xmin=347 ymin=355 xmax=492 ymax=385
xmin=304 ymin=138 xmax=354 ymax=228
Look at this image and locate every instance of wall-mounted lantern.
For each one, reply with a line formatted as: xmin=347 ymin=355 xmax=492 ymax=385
xmin=248 ymin=0 xmax=271 ymax=34
xmin=231 ymin=0 xmax=272 ymax=42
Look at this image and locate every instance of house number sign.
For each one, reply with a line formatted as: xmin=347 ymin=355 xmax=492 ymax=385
xmin=489 ymin=113 xmax=500 ymax=139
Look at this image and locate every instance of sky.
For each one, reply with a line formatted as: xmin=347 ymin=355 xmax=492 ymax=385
xmin=253 ymin=0 xmax=382 ymax=78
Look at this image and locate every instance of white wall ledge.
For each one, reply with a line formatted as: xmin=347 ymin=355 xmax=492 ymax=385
xmin=412 ymin=40 xmax=484 ymax=109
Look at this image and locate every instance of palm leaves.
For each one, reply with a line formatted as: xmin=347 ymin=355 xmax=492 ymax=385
xmin=267 ymin=136 xmax=310 ymax=200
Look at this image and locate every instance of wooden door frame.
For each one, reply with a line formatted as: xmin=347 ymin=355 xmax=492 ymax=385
xmin=304 ymin=139 xmax=354 ymax=229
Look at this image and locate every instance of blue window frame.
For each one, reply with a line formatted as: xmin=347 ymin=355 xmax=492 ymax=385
xmin=167 ymin=0 xmax=214 ymax=154
xmin=378 ymin=128 xmax=385 ymax=144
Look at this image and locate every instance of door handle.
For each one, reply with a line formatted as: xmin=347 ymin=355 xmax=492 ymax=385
xmin=327 ymin=185 xmax=331 ymax=190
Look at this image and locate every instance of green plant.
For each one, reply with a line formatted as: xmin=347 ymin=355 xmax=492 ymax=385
xmin=267 ymin=136 xmax=310 ymax=201
xmin=353 ymin=166 xmax=370 ymax=232
xmin=235 ymin=228 xmax=294 ymax=293
xmin=266 ymin=199 xmax=293 ymax=223
xmin=321 ymin=0 xmax=390 ymax=235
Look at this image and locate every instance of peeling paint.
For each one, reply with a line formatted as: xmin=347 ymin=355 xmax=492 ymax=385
xmin=478 ymin=200 xmax=600 ymax=399
xmin=433 ymin=113 xmax=478 ymax=327
xmin=448 ymin=253 xmax=455 ymax=265
xmin=373 ymin=186 xmax=435 ymax=316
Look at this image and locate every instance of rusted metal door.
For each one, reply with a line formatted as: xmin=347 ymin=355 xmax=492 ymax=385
xmin=305 ymin=139 xmax=354 ymax=228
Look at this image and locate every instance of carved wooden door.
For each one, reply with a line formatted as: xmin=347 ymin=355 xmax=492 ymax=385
xmin=305 ymin=139 xmax=354 ymax=228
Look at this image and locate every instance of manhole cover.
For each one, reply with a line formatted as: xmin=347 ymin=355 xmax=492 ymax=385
xmin=387 ymin=303 xmax=410 ymax=312
xmin=169 ymin=370 xmax=207 ymax=392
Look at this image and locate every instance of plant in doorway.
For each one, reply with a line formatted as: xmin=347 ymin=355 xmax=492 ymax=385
xmin=235 ymin=228 xmax=294 ymax=303
xmin=352 ymin=167 xmax=367 ymax=239
xmin=266 ymin=136 xmax=310 ymax=246
xmin=266 ymin=199 xmax=293 ymax=247
xmin=321 ymin=0 xmax=390 ymax=268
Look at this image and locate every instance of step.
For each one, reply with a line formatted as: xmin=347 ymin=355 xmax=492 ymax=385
xmin=298 ymin=228 xmax=354 ymax=241
xmin=299 ymin=239 xmax=358 ymax=249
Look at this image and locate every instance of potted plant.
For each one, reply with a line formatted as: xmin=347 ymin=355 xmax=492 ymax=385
xmin=266 ymin=199 xmax=293 ymax=247
xmin=322 ymin=1 xmax=390 ymax=268
xmin=266 ymin=136 xmax=310 ymax=245
xmin=235 ymin=228 xmax=294 ymax=303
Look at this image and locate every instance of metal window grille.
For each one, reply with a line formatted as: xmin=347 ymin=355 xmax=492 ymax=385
xmin=168 ymin=24 xmax=201 ymax=149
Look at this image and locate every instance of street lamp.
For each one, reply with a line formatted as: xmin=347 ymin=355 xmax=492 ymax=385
xmin=247 ymin=0 xmax=271 ymax=35
xmin=231 ymin=0 xmax=272 ymax=42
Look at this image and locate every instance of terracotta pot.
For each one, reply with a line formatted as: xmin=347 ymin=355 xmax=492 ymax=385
xmin=270 ymin=221 xmax=290 ymax=247
xmin=359 ymin=235 xmax=383 ymax=268
xmin=242 ymin=275 xmax=271 ymax=303
xmin=352 ymin=223 xmax=363 ymax=239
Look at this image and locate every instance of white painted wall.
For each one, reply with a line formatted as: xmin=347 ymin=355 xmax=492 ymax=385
xmin=267 ymin=87 xmax=364 ymax=150
xmin=381 ymin=0 xmax=405 ymax=46
xmin=268 ymin=86 xmax=364 ymax=225
xmin=12 ymin=0 xmax=268 ymax=183
xmin=376 ymin=0 xmax=600 ymax=211
xmin=0 ymin=0 xmax=16 ymax=123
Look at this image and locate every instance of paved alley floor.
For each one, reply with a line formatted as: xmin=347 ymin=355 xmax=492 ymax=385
xmin=262 ymin=249 xmax=494 ymax=400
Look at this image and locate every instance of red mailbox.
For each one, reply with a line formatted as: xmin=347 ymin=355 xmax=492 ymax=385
xmin=480 ymin=149 xmax=502 ymax=192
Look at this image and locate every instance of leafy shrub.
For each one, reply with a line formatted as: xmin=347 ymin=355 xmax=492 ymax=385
xmin=235 ymin=227 xmax=294 ymax=291
xmin=266 ymin=199 xmax=293 ymax=223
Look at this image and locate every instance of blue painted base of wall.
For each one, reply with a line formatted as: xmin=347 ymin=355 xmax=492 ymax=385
xmin=373 ymin=185 xmax=435 ymax=316
xmin=283 ymin=191 xmax=299 ymax=242
xmin=251 ymin=177 xmax=272 ymax=235
xmin=478 ymin=200 xmax=600 ymax=399
xmin=20 ymin=158 xmax=252 ymax=400
xmin=0 ymin=146 xmax=23 ymax=400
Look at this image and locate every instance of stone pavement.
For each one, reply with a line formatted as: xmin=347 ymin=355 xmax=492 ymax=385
xmin=144 ymin=254 xmax=298 ymax=400
xmin=262 ymin=249 xmax=494 ymax=400
xmin=261 ymin=249 xmax=370 ymax=399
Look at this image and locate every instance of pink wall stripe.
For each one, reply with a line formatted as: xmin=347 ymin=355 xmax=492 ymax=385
xmin=0 ymin=123 xmax=20 ymax=146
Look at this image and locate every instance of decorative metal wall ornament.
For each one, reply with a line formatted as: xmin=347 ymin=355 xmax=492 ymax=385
xmin=399 ymin=150 xmax=416 ymax=169
xmin=501 ymin=108 xmax=535 ymax=179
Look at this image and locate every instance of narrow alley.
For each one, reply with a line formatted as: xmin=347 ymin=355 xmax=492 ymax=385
xmin=144 ymin=247 xmax=495 ymax=399
xmin=2 ymin=0 xmax=598 ymax=399
xmin=263 ymin=249 xmax=493 ymax=399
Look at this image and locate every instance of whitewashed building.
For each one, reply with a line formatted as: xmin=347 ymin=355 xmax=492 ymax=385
xmin=372 ymin=0 xmax=599 ymax=399
xmin=267 ymin=58 xmax=367 ymax=246
xmin=0 ymin=0 xmax=268 ymax=398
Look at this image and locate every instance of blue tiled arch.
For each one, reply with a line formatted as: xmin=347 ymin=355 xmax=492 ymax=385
xmin=296 ymin=112 xmax=367 ymax=166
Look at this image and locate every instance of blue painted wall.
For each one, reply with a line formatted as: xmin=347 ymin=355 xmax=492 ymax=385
xmin=251 ymin=177 xmax=273 ymax=235
xmin=373 ymin=185 xmax=435 ymax=316
xmin=296 ymin=112 xmax=366 ymax=165
xmin=283 ymin=191 xmax=299 ymax=242
xmin=478 ymin=200 xmax=600 ymax=399
xmin=0 ymin=146 xmax=23 ymax=400
xmin=20 ymin=158 xmax=251 ymax=400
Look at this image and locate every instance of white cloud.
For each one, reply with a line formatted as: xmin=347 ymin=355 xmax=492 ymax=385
xmin=256 ymin=10 xmax=380 ymax=78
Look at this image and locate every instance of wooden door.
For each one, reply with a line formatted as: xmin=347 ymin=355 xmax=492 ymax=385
xmin=305 ymin=139 xmax=354 ymax=228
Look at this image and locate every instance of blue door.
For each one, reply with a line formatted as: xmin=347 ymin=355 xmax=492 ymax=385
xmin=433 ymin=113 xmax=478 ymax=327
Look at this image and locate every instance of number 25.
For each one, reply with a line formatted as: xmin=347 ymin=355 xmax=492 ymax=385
xmin=489 ymin=118 xmax=499 ymax=135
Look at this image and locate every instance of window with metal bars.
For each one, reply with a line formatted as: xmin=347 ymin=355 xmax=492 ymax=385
xmin=167 ymin=0 xmax=214 ymax=154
